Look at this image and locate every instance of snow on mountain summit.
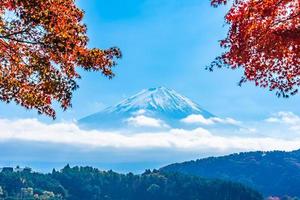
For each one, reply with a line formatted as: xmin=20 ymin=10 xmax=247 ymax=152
xmin=79 ymin=87 xmax=214 ymax=130
xmin=106 ymin=87 xmax=208 ymax=116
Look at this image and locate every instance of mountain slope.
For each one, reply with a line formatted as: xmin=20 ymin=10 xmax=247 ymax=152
xmin=160 ymin=149 xmax=300 ymax=198
xmin=79 ymin=87 xmax=214 ymax=130
xmin=106 ymin=87 xmax=211 ymax=117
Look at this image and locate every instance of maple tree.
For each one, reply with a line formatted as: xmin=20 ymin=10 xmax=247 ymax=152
xmin=209 ymin=0 xmax=300 ymax=97
xmin=0 ymin=0 xmax=121 ymax=118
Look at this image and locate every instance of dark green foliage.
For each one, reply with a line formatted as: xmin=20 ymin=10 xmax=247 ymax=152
xmin=0 ymin=170 xmax=65 ymax=199
xmin=0 ymin=166 xmax=263 ymax=200
xmin=161 ymin=149 xmax=300 ymax=198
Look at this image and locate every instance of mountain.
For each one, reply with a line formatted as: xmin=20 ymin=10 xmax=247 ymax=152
xmin=79 ymin=87 xmax=215 ymax=130
xmin=0 ymin=165 xmax=263 ymax=200
xmin=160 ymin=149 xmax=300 ymax=198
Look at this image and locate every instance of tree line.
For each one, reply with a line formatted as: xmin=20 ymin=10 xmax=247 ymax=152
xmin=0 ymin=165 xmax=263 ymax=200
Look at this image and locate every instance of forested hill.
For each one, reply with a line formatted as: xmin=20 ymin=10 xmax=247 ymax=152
xmin=161 ymin=149 xmax=300 ymax=198
xmin=0 ymin=165 xmax=263 ymax=200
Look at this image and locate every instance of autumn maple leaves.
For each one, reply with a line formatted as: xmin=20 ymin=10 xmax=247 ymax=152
xmin=210 ymin=0 xmax=300 ymax=97
xmin=0 ymin=0 xmax=121 ymax=118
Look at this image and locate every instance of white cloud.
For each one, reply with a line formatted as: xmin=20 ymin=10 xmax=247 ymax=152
xmin=265 ymin=117 xmax=280 ymax=123
xmin=212 ymin=117 xmax=241 ymax=126
xmin=181 ymin=114 xmax=241 ymax=126
xmin=134 ymin=109 xmax=147 ymax=115
xmin=266 ymin=111 xmax=300 ymax=124
xmin=126 ymin=115 xmax=169 ymax=128
xmin=181 ymin=114 xmax=214 ymax=125
xmin=0 ymin=118 xmax=299 ymax=153
xmin=265 ymin=111 xmax=300 ymax=131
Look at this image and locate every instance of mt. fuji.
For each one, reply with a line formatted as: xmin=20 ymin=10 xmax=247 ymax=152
xmin=79 ymin=87 xmax=233 ymax=130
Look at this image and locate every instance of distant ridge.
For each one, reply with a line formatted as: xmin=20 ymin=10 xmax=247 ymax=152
xmin=160 ymin=149 xmax=300 ymax=198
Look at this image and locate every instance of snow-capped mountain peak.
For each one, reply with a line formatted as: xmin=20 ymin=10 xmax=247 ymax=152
xmin=106 ymin=87 xmax=206 ymax=115
xmin=79 ymin=87 xmax=214 ymax=130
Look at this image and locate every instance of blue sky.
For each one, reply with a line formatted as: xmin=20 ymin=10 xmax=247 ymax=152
xmin=0 ymin=0 xmax=300 ymax=120
xmin=0 ymin=0 xmax=299 ymax=121
xmin=0 ymin=0 xmax=300 ymax=172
